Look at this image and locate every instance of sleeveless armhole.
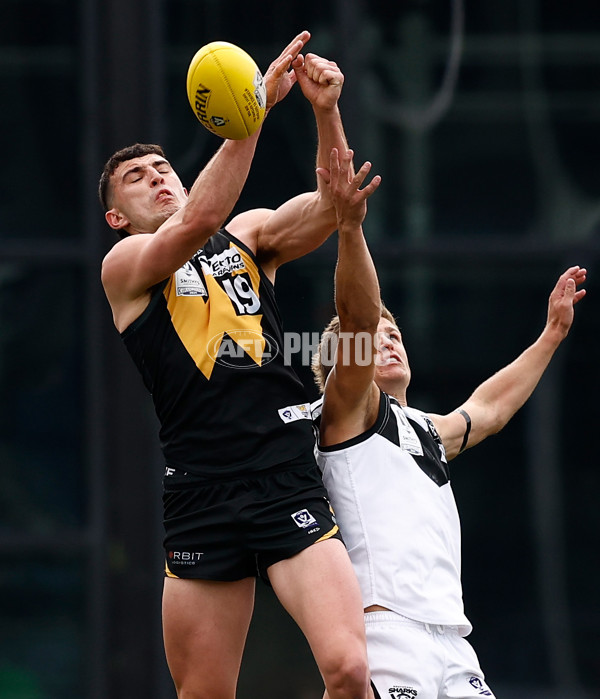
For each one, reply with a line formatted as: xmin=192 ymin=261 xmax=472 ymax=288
xmin=318 ymin=390 xmax=389 ymax=452
xmin=120 ymin=279 xmax=169 ymax=339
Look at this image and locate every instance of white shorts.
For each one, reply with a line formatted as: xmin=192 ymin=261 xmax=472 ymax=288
xmin=365 ymin=611 xmax=495 ymax=699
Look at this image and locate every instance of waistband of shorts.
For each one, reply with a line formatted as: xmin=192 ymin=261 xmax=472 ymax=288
xmin=364 ymin=610 xmax=460 ymax=635
xmin=163 ymin=449 xmax=319 ymax=487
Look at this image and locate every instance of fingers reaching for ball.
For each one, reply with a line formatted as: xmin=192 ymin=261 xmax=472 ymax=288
xmin=263 ymin=30 xmax=311 ymax=110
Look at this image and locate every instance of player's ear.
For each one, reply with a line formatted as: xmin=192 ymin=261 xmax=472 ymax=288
xmin=105 ymin=208 xmax=130 ymax=231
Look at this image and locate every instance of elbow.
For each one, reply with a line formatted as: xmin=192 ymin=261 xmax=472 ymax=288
xmin=489 ymin=406 xmax=510 ymax=435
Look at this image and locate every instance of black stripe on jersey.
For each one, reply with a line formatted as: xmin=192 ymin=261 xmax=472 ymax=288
xmin=315 ymin=392 xmax=450 ymax=486
xmin=387 ymin=395 xmax=449 ymax=486
xmin=405 ymin=415 xmax=449 ymax=486
xmin=370 ymin=679 xmax=382 ymax=698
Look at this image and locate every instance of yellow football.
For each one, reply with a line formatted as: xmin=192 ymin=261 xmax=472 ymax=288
xmin=186 ymin=41 xmax=267 ymax=140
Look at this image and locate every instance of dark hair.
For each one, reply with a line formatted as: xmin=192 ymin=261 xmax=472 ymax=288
xmin=311 ymin=303 xmax=397 ymax=393
xmin=98 ymin=143 xmax=166 ymax=211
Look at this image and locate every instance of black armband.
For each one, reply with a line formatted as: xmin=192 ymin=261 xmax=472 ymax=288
xmin=455 ymin=408 xmax=471 ymax=453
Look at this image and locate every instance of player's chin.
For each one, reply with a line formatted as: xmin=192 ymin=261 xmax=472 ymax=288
xmin=157 ymin=202 xmax=182 ymax=219
xmin=376 ymin=362 xmax=408 ymax=380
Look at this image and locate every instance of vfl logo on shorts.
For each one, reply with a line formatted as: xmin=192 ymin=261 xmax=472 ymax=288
xmin=291 ymin=509 xmax=317 ymax=528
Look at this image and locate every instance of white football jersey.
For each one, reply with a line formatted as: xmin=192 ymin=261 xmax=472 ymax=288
xmin=312 ymin=391 xmax=472 ymax=636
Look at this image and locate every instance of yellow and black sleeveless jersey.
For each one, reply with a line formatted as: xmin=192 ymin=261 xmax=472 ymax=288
xmin=122 ymin=228 xmax=315 ymax=477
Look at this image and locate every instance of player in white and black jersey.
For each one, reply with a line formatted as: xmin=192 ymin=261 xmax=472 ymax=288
xmin=312 ymin=147 xmax=587 ymax=699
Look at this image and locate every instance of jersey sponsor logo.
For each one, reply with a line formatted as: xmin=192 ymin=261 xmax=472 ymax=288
xmin=198 ymin=248 xmax=245 ymax=277
xmin=175 ymin=262 xmax=207 ymax=296
xmin=208 ymin=329 xmax=279 ymax=368
xmin=389 ymin=687 xmax=418 ymax=698
xmin=278 ymin=403 xmax=311 ymax=424
xmin=291 ymin=508 xmax=318 ymax=528
xmin=391 ymin=404 xmax=424 ymax=456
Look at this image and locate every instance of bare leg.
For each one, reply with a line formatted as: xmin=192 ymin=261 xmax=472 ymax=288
xmin=162 ymin=576 xmax=255 ymax=698
xmin=269 ymin=538 xmax=371 ymax=699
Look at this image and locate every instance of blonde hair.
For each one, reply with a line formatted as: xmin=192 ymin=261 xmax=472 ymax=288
xmin=311 ymin=303 xmax=397 ymax=393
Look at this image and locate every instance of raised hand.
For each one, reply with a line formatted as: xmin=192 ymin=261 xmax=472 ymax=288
xmin=294 ymin=53 xmax=344 ymax=111
xmin=546 ymin=265 xmax=587 ymax=337
xmin=263 ymin=31 xmax=311 ymax=110
xmin=322 ymin=148 xmax=381 ymax=228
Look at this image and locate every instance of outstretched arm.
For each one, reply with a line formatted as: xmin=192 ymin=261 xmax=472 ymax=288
xmin=318 ymin=148 xmax=382 ymax=447
xmin=231 ymin=53 xmax=352 ymax=280
xmin=102 ymin=32 xmax=310 ymax=328
xmin=432 ymin=266 xmax=587 ymax=460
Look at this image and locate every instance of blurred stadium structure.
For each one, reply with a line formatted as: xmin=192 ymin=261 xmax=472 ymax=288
xmin=0 ymin=1 xmax=598 ymax=697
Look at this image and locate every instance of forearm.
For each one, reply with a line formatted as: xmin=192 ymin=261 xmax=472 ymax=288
xmin=335 ymin=224 xmax=380 ymax=332
xmin=179 ymin=132 xmax=260 ymax=240
xmin=465 ymin=325 xmax=566 ymax=433
xmin=314 ymin=104 xmax=349 ymax=172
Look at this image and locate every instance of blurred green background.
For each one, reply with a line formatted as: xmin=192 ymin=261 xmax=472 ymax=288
xmin=1 ymin=0 xmax=598 ymax=697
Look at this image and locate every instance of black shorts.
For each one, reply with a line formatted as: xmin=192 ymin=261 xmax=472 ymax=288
xmin=162 ymin=451 xmax=342 ymax=582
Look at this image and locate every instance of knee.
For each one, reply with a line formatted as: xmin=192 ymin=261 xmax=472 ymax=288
xmin=176 ymin=688 xmax=227 ymax=699
xmin=174 ymin=678 xmax=232 ymax=699
xmin=322 ymin=650 xmax=370 ymax=698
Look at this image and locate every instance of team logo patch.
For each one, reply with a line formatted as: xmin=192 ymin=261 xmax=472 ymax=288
xmin=291 ymin=509 xmax=317 ymax=528
xmin=389 ymin=686 xmax=418 ymax=698
xmin=468 ymin=677 xmax=492 ymax=696
xmin=278 ymin=403 xmax=311 ymax=423
xmin=175 ymin=262 xmax=207 ymax=296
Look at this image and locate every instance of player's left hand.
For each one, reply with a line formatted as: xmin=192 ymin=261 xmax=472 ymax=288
xmin=546 ymin=265 xmax=587 ymax=338
xmin=294 ymin=53 xmax=344 ymax=110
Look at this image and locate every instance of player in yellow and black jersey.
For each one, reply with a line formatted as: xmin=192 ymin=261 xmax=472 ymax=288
xmin=123 ymin=227 xmax=314 ymax=478
xmin=98 ymin=31 xmax=378 ymax=699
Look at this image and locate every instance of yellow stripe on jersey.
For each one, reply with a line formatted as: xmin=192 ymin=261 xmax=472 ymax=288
xmin=164 ymin=243 xmax=266 ymax=380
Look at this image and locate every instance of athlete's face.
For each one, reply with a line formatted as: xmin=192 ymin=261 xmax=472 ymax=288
xmin=374 ymin=317 xmax=411 ymax=393
xmin=105 ymin=154 xmax=188 ymax=235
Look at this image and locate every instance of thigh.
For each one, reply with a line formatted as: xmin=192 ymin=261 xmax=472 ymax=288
xmin=442 ymin=634 xmax=495 ymax=699
xmin=365 ymin=613 xmax=443 ymax=699
xmin=163 ymin=477 xmax=257 ymax=581
xmin=268 ymin=538 xmax=367 ymax=676
xmin=249 ymin=460 xmax=343 ymax=576
xmin=162 ymin=576 xmax=255 ymax=698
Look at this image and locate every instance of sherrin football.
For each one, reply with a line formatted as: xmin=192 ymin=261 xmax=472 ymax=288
xmin=186 ymin=41 xmax=267 ymax=140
